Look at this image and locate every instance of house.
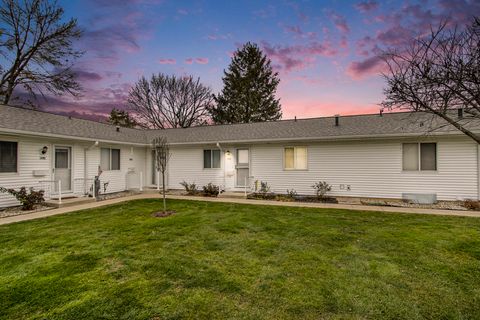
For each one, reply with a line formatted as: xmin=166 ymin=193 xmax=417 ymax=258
xmin=0 ymin=104 xmax=479 ymax=208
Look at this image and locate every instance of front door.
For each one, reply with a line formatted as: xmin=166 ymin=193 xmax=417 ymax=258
xmin=54 ymin=146 xmax=72 ymax=193
xmin=236 ymin=149 xmax=249 ymax=187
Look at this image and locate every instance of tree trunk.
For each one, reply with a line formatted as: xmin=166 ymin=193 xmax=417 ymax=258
xmin=162 ymin=171 xmax=166 ymax=212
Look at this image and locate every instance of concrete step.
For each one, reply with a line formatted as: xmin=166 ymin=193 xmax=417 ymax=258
xmin=45 ymin=197 xmax=96 ymax=208
xmin=219 ymin=191 xmax=247 ymax=199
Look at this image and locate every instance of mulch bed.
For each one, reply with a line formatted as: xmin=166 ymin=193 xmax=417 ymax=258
xmin=152 ymin=210 xmax=176 ymax=217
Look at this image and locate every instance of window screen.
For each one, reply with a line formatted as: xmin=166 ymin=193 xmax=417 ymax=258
xmin=212 ymin=150 xmax=221 ymax=168
xmin=111 ymin=149 xmax=120 ymax=170
xmin=284 ymin=147 xmax=294 ymax=169
xmin=420 ymin=143 xmax=436 ymax=170
xmin=100 ymin=148 xmax=111 ymax=170
xmin=204 ymin=150 xmax=220 ymax=169
xmin=203 ymin=150 xmax=212 ymax=168
xmin=55 ymin=149 xmax=69 ymax=169
xmin=284 ymin=147 xmax=307 ymax=170
xmin=402 ymin=143 xmax=419 ymax=171
xmin=0 ymin=141 xmax=17 ymax=173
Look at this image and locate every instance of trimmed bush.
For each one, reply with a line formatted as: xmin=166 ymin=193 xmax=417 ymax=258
xmin=202 ymin=183 xmax=220 ymax=197
xmin=0 ymin=186 xmax=45 ymax=210
xmin=180 ymin=181 xmax=198 ymax=195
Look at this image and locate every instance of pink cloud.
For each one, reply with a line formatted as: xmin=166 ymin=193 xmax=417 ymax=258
xmin=195 ymin=57 xmax=209 ymax=64
xmin=262 ymin=41 xmax=338 ymax=72
xmin=158 ymin=58 xmax=176 ymax=64
xmin=346 ymin=56 xmax=386 ymax=79
xmin=355 ymin=1 xmax=378 ymax=13
xmin=329 ymin=12 xmax=350 ymax=34
xmin=184 ymin=58 xmax=193 ymax=64
xmin=283 ymin=25 xmax=317 ymax=39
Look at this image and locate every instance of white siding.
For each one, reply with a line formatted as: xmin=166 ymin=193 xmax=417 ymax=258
xmin=250 ymin=137 xmax=478 ymax=201
xmin=168 ymin=146 xmax=224 ymax=190
xmin=0 ymin=135 xmax=148 ymax=208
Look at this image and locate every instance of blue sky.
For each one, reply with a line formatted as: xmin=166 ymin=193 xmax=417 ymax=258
xmin=48 ymin=0 xmax=480 ymax=120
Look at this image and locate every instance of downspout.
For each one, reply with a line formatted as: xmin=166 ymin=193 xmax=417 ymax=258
xmin=477 ymin=143 xmax=480 ymax=200
xmin=84 ymin=141 xmax=99 ymax=196
xmin=216 ymin=142 xmax=226 ymax=191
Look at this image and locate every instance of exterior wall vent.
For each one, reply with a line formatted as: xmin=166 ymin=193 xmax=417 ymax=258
xmin=334 ymin=114 xmax=339 ymax=126
xmin=116 ymin=126 xmax=120 ymax=132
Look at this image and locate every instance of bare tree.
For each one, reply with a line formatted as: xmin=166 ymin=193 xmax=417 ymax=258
xmin=0 ymin=0 xmax=83 ymax=106
xmin=128 ymin=73 xmax=214 ymax=129
xmin=152 ymin=137 xmax=170 ymax=212
xmin=381 ymin=17 xmax=480 ymax=144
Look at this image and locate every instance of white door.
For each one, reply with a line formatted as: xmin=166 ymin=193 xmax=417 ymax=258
xmin=54 ymin=146 xmax=72 ymax=193
xmin=236 ymin=149 xmax=249 ymax=187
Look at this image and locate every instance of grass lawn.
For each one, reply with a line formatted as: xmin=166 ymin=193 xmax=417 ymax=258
xmin=1 ymin=199 xmax=480 ymax=319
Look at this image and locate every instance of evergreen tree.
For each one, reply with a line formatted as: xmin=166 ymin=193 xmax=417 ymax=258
xmin=210 ymin=42 xmax=282 ymax=124
xmin=108 ymin=108 xmax=138 ymax=128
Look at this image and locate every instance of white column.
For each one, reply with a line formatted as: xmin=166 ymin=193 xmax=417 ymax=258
xmin=140 ymin=172 xmax=143 ymax=191
xmin=157 ymin=171 xmax=160 ymax=191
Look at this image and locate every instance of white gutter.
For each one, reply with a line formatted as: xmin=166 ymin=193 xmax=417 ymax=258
xmin=166 ymin=131 xmax=471 ymax=146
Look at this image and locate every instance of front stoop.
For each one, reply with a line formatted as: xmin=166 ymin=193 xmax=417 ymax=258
xmin=219 ymin=191 xmax=247 ymax=199
xmin=45 ymin=197 xmax=96 ymax=208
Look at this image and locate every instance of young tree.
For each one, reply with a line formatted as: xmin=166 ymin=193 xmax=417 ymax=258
xmin=152 ymin=137 xmax=170 ymax=212
xmin=128 ymin=73 xmax=213 ymax=129
xmin=0 ymin=0 xmax=83 ymax=106
xmin=209 ymin=42 xmax=282 ymax=124
xmin=381 ymin=17 xmax=480 ymax=144
xmin=108 ymin=108 xmax=138 ymax=128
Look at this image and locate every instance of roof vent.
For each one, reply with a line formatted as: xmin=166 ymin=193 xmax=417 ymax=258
xmin=334 ymin=114 xmax=340 ymax=126
xmin=379 ymin=109 xmax=383 ymax=117
xmin=116 ymin=126 xmax=120 ymax=132
xmin=294 ymin=116 xmax=297 ymax=122
xmin=458 ymin=108 xmax=463 ymax=119
xmin=68 ymin=116 xmax=72 ymax=120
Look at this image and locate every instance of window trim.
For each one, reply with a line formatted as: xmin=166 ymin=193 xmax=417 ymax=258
xmin=203 ymin=149 xmax=221 ymax=169
xmin=283 ymin=146 xmax=308 ymax=171
xmin=0 ymin=139 xmax=19 ymax=175
xmin=402 ymin=142 xmax=437 ymax=172
xmin=100 ymin=147 xmax=121 ymax=171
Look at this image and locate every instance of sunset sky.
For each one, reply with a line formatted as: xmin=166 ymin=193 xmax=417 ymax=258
xmin=46 ymin=0 xmax=480 ymax=121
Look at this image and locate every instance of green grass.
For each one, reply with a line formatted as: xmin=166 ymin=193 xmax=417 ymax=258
xmin=1 ymin=199 xmax=480 ymax=319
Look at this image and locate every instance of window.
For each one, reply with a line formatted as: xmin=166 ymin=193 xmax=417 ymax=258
xmin=0 ymin=141 xmax=17 ymax=173
xmin=204 ymin=149 xmax=221 ymax=168
xmin=402 ymin=143 xmax=436 ymax=171
xmin=284 ymin=147 xmax=307 ymax=170
xmin=100 ymin=148 xmax=121 ymax=170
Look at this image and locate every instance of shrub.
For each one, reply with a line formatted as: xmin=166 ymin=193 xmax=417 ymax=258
xmin=202 ymin=183 xmax=220 ymax=197
xmin=180 ymin=181 xmax=198 ymax=195
xmin=258 ymin=181 xmax=271 ymax=195
xmin=312 ymin=181 xmax=331 ymax=199
xmin=463 ymin=199 xmax=480 ymax=211
xmin=286 ymin=189 xmax=297 ymax=198
xmin=0 ymin=186 xmax=45 ymax=210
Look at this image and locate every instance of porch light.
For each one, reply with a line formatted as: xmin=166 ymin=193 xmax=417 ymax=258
xmin=226 ymin=150 xmax=231 ymax=156
xmin=41 ymin=146 xmax=48 ymax=154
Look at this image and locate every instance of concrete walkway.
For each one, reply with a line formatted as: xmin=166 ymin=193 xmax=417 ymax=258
xmin=1 ymin=193 xmax=479 ymax=226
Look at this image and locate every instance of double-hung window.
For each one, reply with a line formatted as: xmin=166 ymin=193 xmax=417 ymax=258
xmin=0 ymin=141 xmax=17 ymax=173
xmin=204 ymin=149 xmax=221 ymax=169
xmin=284 ymin=147 xmax=307 ymax=170
xmin=402 ymin=143 xmax=437 ymax=171
xmin=100 ymin=148 xmax=121 ymax=171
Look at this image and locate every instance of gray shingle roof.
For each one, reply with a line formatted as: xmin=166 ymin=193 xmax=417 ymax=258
xmin=0 ymin=105 xmax=148 ymax=144
xmin=0 ymin=104 xmax=477 ymax=145
xmin=147 ymin=111 xmax=478 ymax=144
